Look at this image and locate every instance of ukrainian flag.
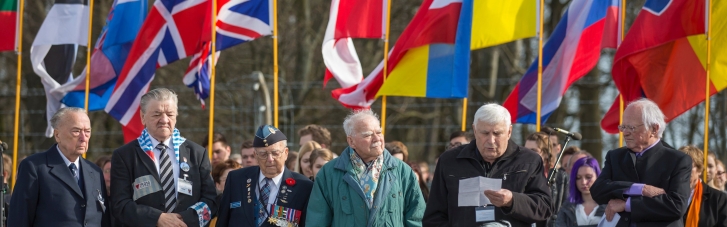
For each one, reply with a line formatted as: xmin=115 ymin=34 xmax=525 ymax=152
xmin=375 ymin=0 xmax=535 ymax=98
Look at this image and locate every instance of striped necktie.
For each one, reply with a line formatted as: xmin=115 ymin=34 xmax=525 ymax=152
xmin=257 ymin=178 xmax=273 ymax=226
xmin=158 ymin=143 xmax=177 ymax=212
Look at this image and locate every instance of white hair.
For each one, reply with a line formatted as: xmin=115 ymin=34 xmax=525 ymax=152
xmin=473 ymin=103 xmax=511 ymax=130
xmin=140 ymin=88 xmax=178 ymax=114
xmin=50 ymin=107 xmax=87 ymax=129
xmin=343 ymin=109 xmax=380 ymax=136
xmin=627 ymin=98 xmax=666 ymax=138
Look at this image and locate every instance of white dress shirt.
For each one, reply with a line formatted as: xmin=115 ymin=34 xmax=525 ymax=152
xmin=576 ymin=204 xmax=601 ymax=225
xmin=257 ymin=170 xmax=284 ymax=205
xmin=57 ymin=146 xmax=81 ymax=174
xmin=150 ymin=136 xmax=179 ymax=199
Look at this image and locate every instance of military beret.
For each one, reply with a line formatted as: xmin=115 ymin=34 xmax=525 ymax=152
xmin=253 ymin=125 xmax=287 ymax=147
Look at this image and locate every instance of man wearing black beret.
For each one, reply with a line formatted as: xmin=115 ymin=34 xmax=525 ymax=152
xmin=216 ymin=125 xmax=313 ymax=227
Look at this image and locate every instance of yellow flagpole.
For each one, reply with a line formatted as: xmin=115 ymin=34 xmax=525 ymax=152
xmin=536 ymin=0 xmax=544 ymax=132
xmin=703 ymin=0 xmax=712 ymax=182
xmin=83 ymin=0 xmax=94 ymax=159
xmin=12 ymin=0 xmax=26 ymax=190
xmin=381 ymin=0 xmax=392 ymax=134
xmin=273 ymin=0 xmax=279 ymax=128
xmin=618 ymin=0 xmax=626 ymax=147
xmin=461 ymin=98 xmax=468 ymax=131
xmin=208 ymin=0 xmax=218 ymax=160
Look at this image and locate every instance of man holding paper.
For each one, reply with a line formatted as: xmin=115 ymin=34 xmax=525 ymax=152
xmin=423 ymin=103 xmax=553 ymax=226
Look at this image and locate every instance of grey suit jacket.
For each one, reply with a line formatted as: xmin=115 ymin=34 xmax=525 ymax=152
xmin=8 ymin=144 xmax=110 ymax=227
xmin=111 ymin=139 xmax=217 ymax=227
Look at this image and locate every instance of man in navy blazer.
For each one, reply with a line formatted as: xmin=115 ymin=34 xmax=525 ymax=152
xmin=8 ymin=107 xmax=110 ymax=227
xmin=216 ymin=125 xmax=313 ymax=227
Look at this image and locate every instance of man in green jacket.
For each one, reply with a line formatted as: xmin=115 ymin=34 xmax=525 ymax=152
xmin=305 ymin=109 xmax=426 ymax=227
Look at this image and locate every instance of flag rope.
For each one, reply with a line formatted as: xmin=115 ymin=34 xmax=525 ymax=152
xmin=12 ymin=0 xmax=26 ymax=190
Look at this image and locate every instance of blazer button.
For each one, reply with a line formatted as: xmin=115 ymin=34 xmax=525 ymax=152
xmin=392 ymin=194 xmax=396 ymax=198
xmin=342 ymin=196 xmax=347 ymax=200
xmin=81 ymin=204 xmax=86 ymax=208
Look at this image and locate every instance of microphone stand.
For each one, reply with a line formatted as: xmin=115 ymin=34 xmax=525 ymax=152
xmin=548 ymin=136 xmax=572 ymax=185
xmin=0 ymin=143 xmax=4 ymax=227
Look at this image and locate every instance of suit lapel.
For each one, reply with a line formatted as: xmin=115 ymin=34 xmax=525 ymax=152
xmin=177 ymin=142 xmax=190 ymax=207
xmin=243 ymin=168 xmax=260 ymax=226
xmin=81 ymin=160 xmax=100 ymax=203
xmin=47 ymin=145 xmax=84 ymax=198
xmin=276 ymin=169 xmax=293 ymax=207
xmin=134 ymin=141 xmax=161 ymax=183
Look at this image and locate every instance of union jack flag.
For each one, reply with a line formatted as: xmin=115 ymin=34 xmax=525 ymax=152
xmin=183 ymin=0 xmax=272 ymax=107
xmin=106 ymin=0 xmax=271 ymax=138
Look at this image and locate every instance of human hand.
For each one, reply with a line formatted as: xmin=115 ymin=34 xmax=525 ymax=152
xmin=642 ymin=185 xmax=666 ymax=198
xmin=484 ymin=189 xmax=513 ymax=207
xmin=605 ymin=199 xmax=626 ymax=221
xmin=157 ymin=213 xmax=186 ymax=227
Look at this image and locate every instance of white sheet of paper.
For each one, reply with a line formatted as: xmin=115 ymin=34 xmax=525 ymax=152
xmin=598 ymin=213 xmax=620 ymax=227
xmin=458 ymin=177 xmax=502 ymax=206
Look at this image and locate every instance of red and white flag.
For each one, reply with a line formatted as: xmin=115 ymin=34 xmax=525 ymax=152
xmin=322 ymin=0 xmax=386 ymax=88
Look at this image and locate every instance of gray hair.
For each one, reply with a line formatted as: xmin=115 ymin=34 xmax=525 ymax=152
xmin=140 ymin=88 xmax=178 ymax=114
xmin=627 ymin=98 xmax=666 ymax=138
xmin=343 ymin=109 xmax=380 ymax=136
xmin=50 ymin=107 xmax=87 ymax=129
xmin=473 ymin=103 xmax=511 ymax=129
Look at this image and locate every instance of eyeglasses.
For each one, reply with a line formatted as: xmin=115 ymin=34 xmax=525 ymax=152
xmin=617 ymin=124 xmax=644 ymax=133
xmin=255 ymin=151 xmax=283 ymax=159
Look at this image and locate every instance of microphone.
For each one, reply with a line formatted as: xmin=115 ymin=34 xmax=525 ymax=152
xmin=552 ymin=128 xmax=583 ymax=140
xmin=0 ymin=140 xmax=6 ymax=151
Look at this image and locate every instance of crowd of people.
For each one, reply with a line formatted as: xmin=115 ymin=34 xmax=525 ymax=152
xmin=3 ymin=88 xmax=727 ymax=227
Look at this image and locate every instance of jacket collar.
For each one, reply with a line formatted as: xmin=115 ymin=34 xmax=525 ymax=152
xmin=334 ymin=146 xmax=396 ymax=172
xmin=456 ymin=139 xmax=520 ymax=163
xmin=47 ymin=144 xmax=85 ymax=198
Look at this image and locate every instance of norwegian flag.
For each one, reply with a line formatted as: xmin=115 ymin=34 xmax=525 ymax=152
xmin=183 ymin=0 xmax=272 ymax=107
xmin=105 ymin=0 xmax=210 ymax=139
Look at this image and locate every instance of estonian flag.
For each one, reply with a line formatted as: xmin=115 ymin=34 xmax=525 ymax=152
xmin=30 ymin=0 xmax=88 ymax=137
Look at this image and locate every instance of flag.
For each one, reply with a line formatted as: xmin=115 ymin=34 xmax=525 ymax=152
xmin=322 ymin=0 xmax=386 ymax=89
xmin=332 ymin=0 xmax=536 ymax=109
xmin=183 ymin=0 xmax=272 ymax=106
xmin=0 ymin=0 xmax=18 ymax=51
xmin=105 ymin=0 xmax=209 ymax=140
xmin=600 ymin=0 xmax=726 ymax=133
xmin=30 ymin=0 xmax=89 ymax=137
xmin=504 ymin=0 xmax=620 ymax=124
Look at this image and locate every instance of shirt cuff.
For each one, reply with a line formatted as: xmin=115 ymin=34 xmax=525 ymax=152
xmin=625 ymin=197 xmax=631 ymax=212
xmin=624 ymin=183 xmax=645 ymax=196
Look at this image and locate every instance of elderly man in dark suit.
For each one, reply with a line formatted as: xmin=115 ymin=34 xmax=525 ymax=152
xmin=591 ymin=98 xmax=692 ymax=227
xmin=216 ymin=125 xmax=313 ymax=227
xmin=8 ymin=107 xmax=109 ymax=227
xmin=111 ymin=88 xmax=217 ymax=227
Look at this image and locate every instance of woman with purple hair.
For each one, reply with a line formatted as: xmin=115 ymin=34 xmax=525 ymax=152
xmin=555 ymin=157 xmax=606 ymax=227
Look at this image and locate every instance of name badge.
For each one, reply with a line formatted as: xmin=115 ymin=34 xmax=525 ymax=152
xmin=475 ymin=206 xmax=495 ymax=223
xmin=178 ymin=178 xmax=193 ymax=196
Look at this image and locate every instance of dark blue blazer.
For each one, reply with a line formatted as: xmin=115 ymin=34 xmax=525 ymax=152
xmin=8 ymin=144 xmax=110 ymax=227
xmin=216 ymin=167 xmax=312 ymax=227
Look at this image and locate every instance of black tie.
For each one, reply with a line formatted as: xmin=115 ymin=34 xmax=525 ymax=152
xmin=158 ymin=144 xmax=177 ymax=212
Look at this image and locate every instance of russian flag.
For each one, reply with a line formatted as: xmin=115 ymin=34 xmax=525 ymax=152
xmin=503 ymin=0 xmax=620 ymax=124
